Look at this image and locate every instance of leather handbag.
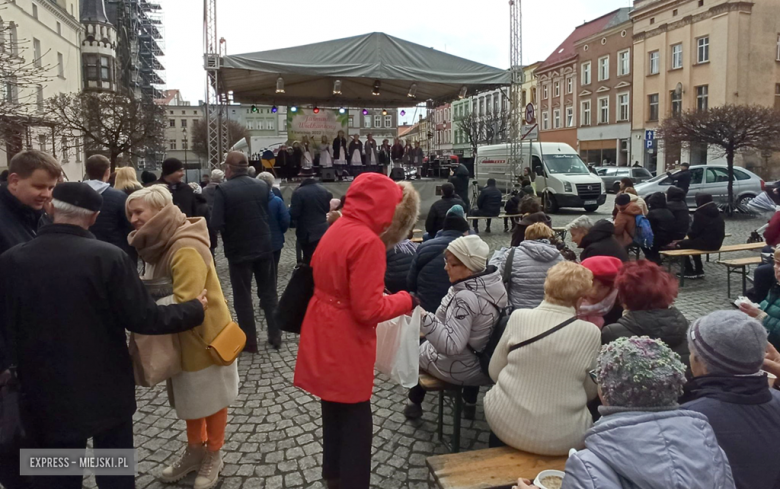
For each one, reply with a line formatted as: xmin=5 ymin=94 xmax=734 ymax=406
xmin=204 ymin=321 xmax=246 ymax=366
xmin=275 ymin=263 xmax=314 ymax=334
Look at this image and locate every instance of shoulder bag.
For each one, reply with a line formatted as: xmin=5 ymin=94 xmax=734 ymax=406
xmin=275 ymin=263 xmax=314 ymax=334
xmin=202 ymin=321 xmax=246 ymax=366
xmin=508 ymin=316 xmax=577 ymax=353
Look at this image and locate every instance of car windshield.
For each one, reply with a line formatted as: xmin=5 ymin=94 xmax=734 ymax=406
xmin=544 ymin=154 xmax=590 ymax=175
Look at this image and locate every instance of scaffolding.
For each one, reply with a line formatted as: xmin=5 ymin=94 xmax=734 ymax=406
xmin=203 ymin=0 xmax=229 ymax=169
xmin=508 ymin=0 xmax=523 ymax=190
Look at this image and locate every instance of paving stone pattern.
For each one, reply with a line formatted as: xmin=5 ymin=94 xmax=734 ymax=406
xmin=91 ymin=195 xmax=766 ymax=488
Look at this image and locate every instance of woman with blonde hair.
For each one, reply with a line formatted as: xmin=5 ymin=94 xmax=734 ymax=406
xmin=485 ymin=261 xmax=601 ymax=455
xmin=126 ymin=185 xmax=237 ymax=489
xmin=113 ymin=167 xmax=143 ymax=195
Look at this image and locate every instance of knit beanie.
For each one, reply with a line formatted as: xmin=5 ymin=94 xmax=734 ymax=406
xmin=442 ymin=205 xmax=470 ymax=234
xmin=615 ymin=193 xmax=630 ymax=206
xmin=141 ymin=170 xmax=157 ymax=185
xmin=447 ymin=235 xmax=489 ymax=272
xmin=210 ymin=169 xmax=224 ymax=183
xmin=596 ymin=336 xmax=686 ymax=409
xmin=161 ymin=158 xmax=183 ymax=177
xmin=688 ymin=310 xmax=767 ymax=375
xmin=580 ymin=256 xmax=622 ymax=285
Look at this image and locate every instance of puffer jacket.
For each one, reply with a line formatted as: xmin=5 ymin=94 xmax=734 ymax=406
xmin=426 ymin=196 xmax=465 ymax=236
xmin=602 ymin=308 xmax=691 ymax=373
xmin=613 ymin=202 xmax=643 ymax=247
xmin=407 ymin=229 xmax=464 ymax=312
xmin=267 ymin=191 xmax=291 ymax=252
xmin=563 ymin=410 xmax=735 ymax=489
xmin=385 ymin=239 xmax=416 ymax=294
xmin=449 ymin=164 xmax=471 ymax=212
xmin=666 ymin=186 xmax=690 ymax=240
xmin=489 ymin=240 xmax=563 ymax=310
xmin=645 ymin=192 xmax=676 ymax=248
xmin=579 ymin=220 xmax=629 ymax=262
xmin=511 ymin=211 xmax=551 ymax=247
xmin=419 ymin=266 xmax=507 ymax=386
xmin=476 ymin=184 xmax=502 ymax=216
xmin=759 ymin=284 xmax=780 ymax=349
xmin=678 ymin=201 xmax=725 ymax=251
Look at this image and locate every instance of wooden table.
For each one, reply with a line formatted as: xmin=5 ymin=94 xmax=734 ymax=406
xmin=660 ymin=242 xmax=764 ymax=286
xmin=718 ymin=256 xmax=762 ymax=297
xmin=427 ymin=447 xmax=568 ymax=489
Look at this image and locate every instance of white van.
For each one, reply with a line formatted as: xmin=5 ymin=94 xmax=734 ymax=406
xmin=476 ymin=142 xmax=606 ymax=213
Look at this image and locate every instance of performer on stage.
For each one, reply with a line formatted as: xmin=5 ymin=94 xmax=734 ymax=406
xmin=403 ymin=140 xmax=413 ymax=166
xmin=301 ymin=136 xmax=314 ymax=175
xmin=349 ymin=134 xmax=364 ymax=176
xmin=319 ymin=135 xmax=333 ymax=169
xmin=291 ymin=141 xmax=303 ymax=178
xmin=412 ymin=141 xmax=424 ymax=178
xmin=333 ymin=130 xmax=349 ymax=181
xmin=364 ymin=134 xmax=378 ymax=173
xmin=391 ymin=138 xmax=405 ymax=164
xmin=276 ymin=145 xmax=290 ymax=181
xmin=379 ymin=139 xmax=392 ymax=176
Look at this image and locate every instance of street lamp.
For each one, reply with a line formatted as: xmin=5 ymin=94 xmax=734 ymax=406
xmin=182 ymin=127 xmax=189 ymax=183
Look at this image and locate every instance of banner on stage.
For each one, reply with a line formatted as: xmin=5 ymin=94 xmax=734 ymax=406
xmin=287 ymin=109 xmax=349 ymax=143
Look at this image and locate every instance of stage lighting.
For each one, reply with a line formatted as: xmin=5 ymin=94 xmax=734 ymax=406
xmin=333 ymin=80 xmax=342 ymax=95
xmin=362 ymin=109 xmax=369 ymax=115
xmin=372 ymin=80 xmax=381 ymax=96
xmin=400 ymin=110 xmax=406 ymax=116
xmin=407 ymin=83 xmax=417 ymax=98
xmin=459 ymin=86 xmax=468 ymax=99
xmin=250 ymin=105 xmax=258 ymax=113
xmin=271 ymin=106 xmax=278 ymax=113
xmin=290 ymin=106 xmax=298 ymax=113
xmin=276 ymin=76 xmax=285 ymax=94
xmin=313 ymin=107 xmax=320 ymax=114
xmin=381 ymin=109 xmax=388 ymax=116
xmin=338 ymin=107 xmax=346 ymax=114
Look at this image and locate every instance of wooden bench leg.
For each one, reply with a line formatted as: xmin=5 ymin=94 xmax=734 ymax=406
xmin=451 ymin=392 xmax=462 ymax=454
xmin=741 ymin=265 xmax=748 ymax=296
xmin=678 ymin=257 xmax=685 ymax=287
xmin=437 ymin=390 xmax=444 ymax=443
xmin=726 ymin=266 xmax=732 ymax=298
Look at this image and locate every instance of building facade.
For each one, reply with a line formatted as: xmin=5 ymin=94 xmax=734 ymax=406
xmin=451 ymin=98 xmax=473 ymax=160
xmin=158 ymin=91 xmax=203 ymax=173
xmin=1 ymin=0 xmax=85 ymax=179
xmin=631 ymin=0 xmax=780 ymax=172
xmin=81 ymin=0 xmax=117 ymax=92
xmin=432 ymin=103 xmax=452 ymax=157
xmin=575 ymin=10 xmax=633 ymax=166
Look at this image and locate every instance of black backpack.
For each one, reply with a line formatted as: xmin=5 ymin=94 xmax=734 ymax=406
xmin=472 ymin=248 xmax=515 ymax=377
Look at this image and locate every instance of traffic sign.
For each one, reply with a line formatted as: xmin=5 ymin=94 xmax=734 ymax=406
xmin=645 ymin=140 xmax=654 ymax=149
xmin=521 ymin=124 xmax=539 ymax=140
xmin=525 ymin=104 xmax=536 ymax=124
xmin=645 ymin=130 xmax=655 ymax=141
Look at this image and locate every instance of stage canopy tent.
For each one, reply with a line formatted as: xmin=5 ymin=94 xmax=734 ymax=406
xmin=218 ymin=32 xmax=510 ymax=108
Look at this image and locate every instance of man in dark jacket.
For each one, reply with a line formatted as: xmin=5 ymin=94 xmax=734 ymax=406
xmin=290 ymin=178 xmax=332 ymax=264
xmin=683 ymin=311 xmax=780 ymax=489
xmin=503 ymin=188 xmax=521 ymax=233
xmin=391 ymin=138 xmax=405 ymax=163
xmin=666 ymin=185 xmax=690 ymax=240
xmin=0 ymin=183 xmax=205 ymax=489
xmin=569 ymin=217 xmax=629 ymax=262
xmin=211 ymin=151 xmax=281 ymax=351
xmin=676 ymin=193 xmax=725 ymax=279
xmin=425 ymin=183 xmax=465 ymax=238
xmin=644 ymin=192 xmax=676 ymax=264
xmin=449 ymin=163 xmax=471 ymax=213
xmin=407 ymin=208 xmax=470 ymax=312
xmin=83 ymin=155 xmax=136 ymax=263
xmin=667 ymin=162 xmax=692 ymax=195
xmin=156 ymin=158 xmax=198 ymax=217
xmin=0 ymin=150 xmax=59 ymax=256
xmin=202 ymin=168 xmax=223 ymax=209
xmin=472 ymin=178 xmax=502 ymax=233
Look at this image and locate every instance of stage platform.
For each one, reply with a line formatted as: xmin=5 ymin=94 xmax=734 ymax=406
xmin=278 ymin=178 xmax=450 ymax=218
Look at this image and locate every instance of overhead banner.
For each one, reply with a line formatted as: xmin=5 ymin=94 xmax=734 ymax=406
xmin=286 ymin=109 xmax=348 ymax=144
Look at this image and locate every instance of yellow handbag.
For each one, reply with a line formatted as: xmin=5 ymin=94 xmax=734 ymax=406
xmin=205 ymin=321 xmax=246 ymax=366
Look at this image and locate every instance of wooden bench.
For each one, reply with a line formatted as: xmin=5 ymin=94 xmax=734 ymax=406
xmin=466 ymin=214 xmax=523 ymax=221
xmin=427 ymin=447 xmax=568 ymax=489
xmin=718 ymin=256 xmax=762 ymax=297
xmin=420 ymin=372 xmax=465 ymax=453
xmin=660 ymin=242 xmax=764 ymax=286
xmin=411 ymin=237 xmax=423 ymax=244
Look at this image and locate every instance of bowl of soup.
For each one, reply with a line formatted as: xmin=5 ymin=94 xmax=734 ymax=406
xmin=534 ymin=469 xmax=565 ymax=489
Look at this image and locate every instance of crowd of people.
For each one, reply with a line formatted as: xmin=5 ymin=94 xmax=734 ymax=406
xmin=1 ymin=149 xmax=780 ymax=489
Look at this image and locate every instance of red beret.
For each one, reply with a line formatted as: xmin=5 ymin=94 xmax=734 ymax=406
xmin=581 ymin=256 xmax=623 ymax=284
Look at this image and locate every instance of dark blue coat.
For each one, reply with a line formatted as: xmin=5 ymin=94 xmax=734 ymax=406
xmin=683 ymin=374 xmax=780 ymax=489
xmin=268 ymin=192 xmax=290 ymax=252
xmin=87 ymin=185 xmax=136 ymax=263
xmin=476 ymin=184 xmax=502 ymax=216
xmin=407 ymin=230 xmax=463 ymax=312
xmin=290 ymin=179 xmax=332 ymax=245
xmin=0 ymin=185 xmax=44 ymax=256
xmin=211 ymin=175 xmax=273 ymax=262
xmin=385 ymin=241 xmax=416 ymax=294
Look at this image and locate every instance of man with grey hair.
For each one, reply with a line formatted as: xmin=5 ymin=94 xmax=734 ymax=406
xmin=257 ymin=171 xmax=282 ymax=199
xmin=211 ymin=151 xmax=280 ymax=351
xmin=566 ymin=216 xmax=628 ymax=262
xmin=683 ymin=310 xmax=780 ymax=489
xmin=0 ymin=182 xmax=207 ymax=489
xmin=202 ymin=169 xmax=223 ymax=210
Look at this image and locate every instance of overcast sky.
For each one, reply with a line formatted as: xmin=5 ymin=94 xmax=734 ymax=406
xmin=162 ymin=0 xmax=632 ymax=125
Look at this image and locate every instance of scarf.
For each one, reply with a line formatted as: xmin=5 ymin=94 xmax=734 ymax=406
xmin=578 ymin=288 xmax=618 ymax=329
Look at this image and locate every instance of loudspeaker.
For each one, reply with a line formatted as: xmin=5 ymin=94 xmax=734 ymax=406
xmin=390 ymin=167 xmax=405 ymax=181
xmin=320 ymin=167 xmax=336 ymax=182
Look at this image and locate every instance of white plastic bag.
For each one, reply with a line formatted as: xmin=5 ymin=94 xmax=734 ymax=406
xmin=375 ymin=306 xmax=422 ymax=388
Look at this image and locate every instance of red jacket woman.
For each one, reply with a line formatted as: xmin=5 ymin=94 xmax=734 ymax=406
xmin=294 ymin=172 xmax=418 ymax=489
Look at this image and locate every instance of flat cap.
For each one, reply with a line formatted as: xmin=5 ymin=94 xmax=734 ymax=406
xmin=52 ymin=182 xmax=103 ymax=212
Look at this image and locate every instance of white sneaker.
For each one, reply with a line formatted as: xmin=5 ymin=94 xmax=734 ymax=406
xmin=160 ymin=444 xmax=205 ymax=483
xmin=193 ymin=450 xmax=223 ymax=489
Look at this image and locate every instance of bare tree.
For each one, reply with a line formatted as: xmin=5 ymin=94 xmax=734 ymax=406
xmin=658 ymin=105 xmax=780 ymax=212
xmin=483 ymin=110 xmax=510 ymax=145
xmin=47 ymin=90 xmax=166 ymax=170
xmin=456 ymin=110 xmax=484 ymax=158
xmin=190 ymin=117 xmax=249 ymax=159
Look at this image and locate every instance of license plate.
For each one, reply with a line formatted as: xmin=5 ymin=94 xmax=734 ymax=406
xmin=584 ymin=200 xmax=597 ymax=205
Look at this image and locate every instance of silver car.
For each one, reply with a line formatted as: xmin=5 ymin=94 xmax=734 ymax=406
xmin=596 ymin=166 xmax=654 ymax=193
xmin=634 ymin=165 xmax=764 ymax=207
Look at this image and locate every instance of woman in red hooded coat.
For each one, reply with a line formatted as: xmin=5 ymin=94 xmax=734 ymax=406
xmin=294 ymin=173 xmax=418 ymax=489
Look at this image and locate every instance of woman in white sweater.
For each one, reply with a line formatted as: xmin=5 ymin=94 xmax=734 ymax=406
xmin=484 ymin=261 xmax=601 ymax=456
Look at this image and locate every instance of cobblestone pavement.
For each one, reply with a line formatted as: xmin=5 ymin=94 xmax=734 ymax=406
xmin=92 ymin=195 xmax=766 ymax=489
